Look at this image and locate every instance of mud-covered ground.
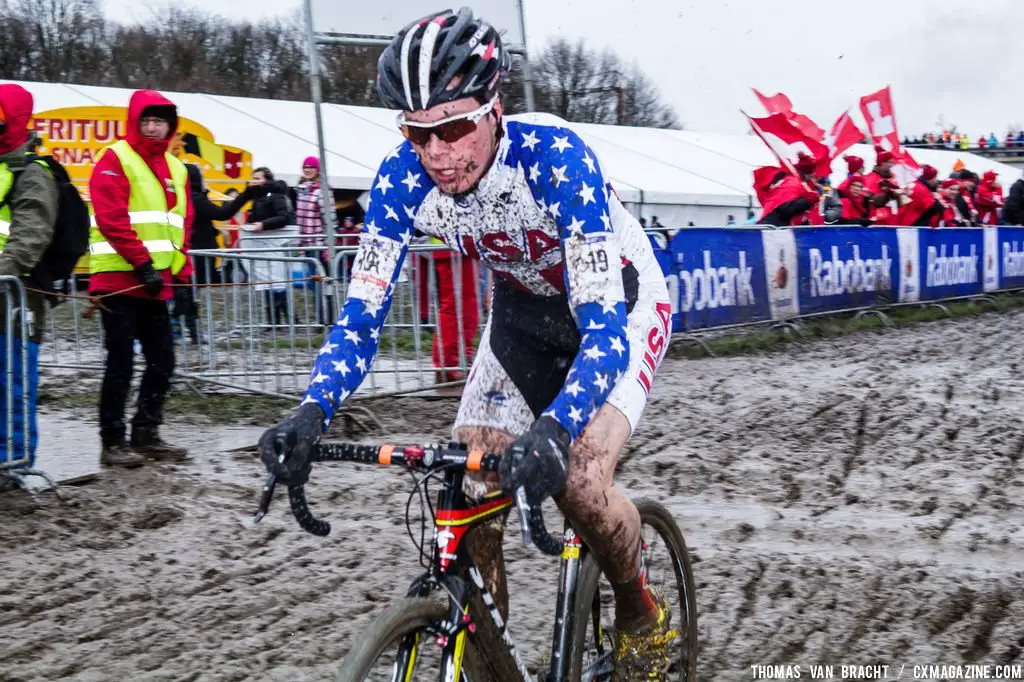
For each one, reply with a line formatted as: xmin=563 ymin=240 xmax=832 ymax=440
xmin=3 ymin=309 xmax=1024 ymax=682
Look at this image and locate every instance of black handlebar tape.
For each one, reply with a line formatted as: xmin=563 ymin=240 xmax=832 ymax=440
xmin=288 ymin=484 xmax=330 ymax=537
xmin=528 ymin=504 xmax=563 ymax=556
xmin=313 ymin=442 xmax=380 ymax=464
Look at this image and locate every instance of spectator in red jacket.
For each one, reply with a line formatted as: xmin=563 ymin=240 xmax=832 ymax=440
xmin=938 ymin=179 xmax=971 ymax=226
xmin=898 ymin=165 xmax=942 ymax=227
xmin=862 ymin=147 xmax=901 ymax=224
xmin=88 ymin=89 xmax=194 ymax=468
xmin=836 ymin=155 xmax=865 ymax=199
xmin=757 ymin=153 xmax=821 ymax=227
xmin=975 ymin=170 xmax=1004 ymax=225
xmin=955 ymin=170 xmax=980 ymax=225
xmin=838 ymin=175 xmax=870 ymax=225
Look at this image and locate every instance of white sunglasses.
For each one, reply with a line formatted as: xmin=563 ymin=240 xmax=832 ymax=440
xmin=396 ymin=95 xmax=498 ymax=144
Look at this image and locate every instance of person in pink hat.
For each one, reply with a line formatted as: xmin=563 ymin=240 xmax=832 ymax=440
xmin=296 ymin=155 xmax=324 ymax=252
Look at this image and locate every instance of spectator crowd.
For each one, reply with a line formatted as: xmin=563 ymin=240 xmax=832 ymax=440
xmin=756 ymin=147 xmax=1024 ymax=229
xmin=903 ymin=130 xmax=1024 ymax=151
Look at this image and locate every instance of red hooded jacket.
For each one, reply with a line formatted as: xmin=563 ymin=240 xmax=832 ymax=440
xmin=88 ymin=90 xmax=193 ymax=300
xmin=898 ymin=180 xmax=941 ymax=227
xmin=975 ymin=175 xmax=1004 ymax=225
xmin=0 ymin=84 xmax=33 ymax=156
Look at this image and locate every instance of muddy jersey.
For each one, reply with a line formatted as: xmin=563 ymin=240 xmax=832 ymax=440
xmin=302 ymin=118 xmax=664 ymax=441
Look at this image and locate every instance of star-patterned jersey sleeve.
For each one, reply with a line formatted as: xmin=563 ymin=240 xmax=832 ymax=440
xmin=301 ymin=142 xmax=433 ymax=429
xmin=514 ymin=123 xmax=631 ymax=441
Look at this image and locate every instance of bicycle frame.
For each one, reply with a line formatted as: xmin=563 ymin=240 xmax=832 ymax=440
xmin=255 ymin=440 xmax=605 ymax=682
xmin=392 ymin=465 xmax=592 ymax=682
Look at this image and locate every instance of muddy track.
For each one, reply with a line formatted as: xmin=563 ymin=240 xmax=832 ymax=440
xmin=2 ymin=310 xmax=1024 ymax=681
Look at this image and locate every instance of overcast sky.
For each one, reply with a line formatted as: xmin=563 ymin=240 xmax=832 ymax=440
xmin=101 ymin=0 xmax=1024 ymax=138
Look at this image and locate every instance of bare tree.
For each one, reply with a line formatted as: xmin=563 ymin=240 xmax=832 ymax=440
xmin=532 ymin=37 xmax=681 ymax=129
xmin=0 ymin=4 xmax=681 ymax=130
xmin=8 ymin=0 xmax=107 ymax=82
xmin=319 ymin=42 xmax=381 ymax=107
xmin=0 ymin=2 xmax=35 ymax=80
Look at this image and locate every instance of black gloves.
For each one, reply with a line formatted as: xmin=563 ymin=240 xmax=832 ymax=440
xmin=258 ymin=402 xmax=325 ymax=487
xmin=499 ymin=416 xmax=572 ymax=507
xmin=134 ymin=262 xmax=164 ymax=297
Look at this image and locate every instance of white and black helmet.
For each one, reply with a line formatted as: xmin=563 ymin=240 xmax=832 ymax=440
xmin=376 ymin=7 xmax=511 ymax=112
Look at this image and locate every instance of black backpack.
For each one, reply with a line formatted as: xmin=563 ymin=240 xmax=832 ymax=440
xmin=0 ymin=155 xmax=91 ymax=305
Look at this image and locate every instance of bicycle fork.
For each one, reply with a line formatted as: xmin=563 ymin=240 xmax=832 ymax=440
xmin=387 ymin=527 xmax=591 ymax=682
xmin=546 ymin=524 xmax=587 ymax=682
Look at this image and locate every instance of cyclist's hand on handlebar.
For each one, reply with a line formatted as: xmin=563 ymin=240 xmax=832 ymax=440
xmin=258 ymin=402 xmax=325 ymax=486
xmin=499 ymin=416 xmax=572 ymax=506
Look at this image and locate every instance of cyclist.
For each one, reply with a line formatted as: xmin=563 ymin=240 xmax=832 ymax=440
xmin=259 ymin=8 xmax=675 ymax=678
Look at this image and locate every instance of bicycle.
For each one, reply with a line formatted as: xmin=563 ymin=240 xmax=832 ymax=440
xmin=255 ymin=439 xmax=699 ymax=681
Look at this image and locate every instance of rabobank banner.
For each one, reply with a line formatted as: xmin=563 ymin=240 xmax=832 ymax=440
xmin=667 ymin=229 xmax=770 ymax=331
xmin=917 ymin=228 xmax=984 ymax=300
xmin=649 ymin=225 xmax=1018 ymax=335
xmin=792 ymin=228 xmax=900 ymax=314
xmin=997 ymin=227 xmax=1024 ymax=290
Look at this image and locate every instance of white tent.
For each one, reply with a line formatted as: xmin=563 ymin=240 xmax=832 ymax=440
xmin=5 ymin=79 xmax=1019 ymax=227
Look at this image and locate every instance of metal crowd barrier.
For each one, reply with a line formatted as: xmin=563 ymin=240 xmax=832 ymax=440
xmin=176 ymin=239 xmax=481 ymax=400
xmin=1 ymin=276 xmax=57 ymax=491
xmin=35 ymin=224 xmax=1024 ymax=409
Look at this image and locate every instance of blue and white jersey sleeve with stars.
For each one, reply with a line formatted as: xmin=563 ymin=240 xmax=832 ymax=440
xmin=301 ymin=143 xmax=432 ymax=429
xmin=514 ymin=123 xmax=631 ymax=441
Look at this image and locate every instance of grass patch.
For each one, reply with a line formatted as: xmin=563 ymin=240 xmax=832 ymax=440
xmin=164 ymin=391 xmax=294 ymax=424
xmin=667 ymin=294 xmax=1024 ymax=360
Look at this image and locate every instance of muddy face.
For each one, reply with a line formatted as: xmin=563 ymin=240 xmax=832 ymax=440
xmin=404 ymin=96 xmax=502 ymax=195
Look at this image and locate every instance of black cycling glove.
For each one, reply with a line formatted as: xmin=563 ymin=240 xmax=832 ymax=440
xmin=258 ymin=402 xmax=325 ymax=487
xmin=499 ymin=416 xmax=572 ymax=506
xmin=134 ymin=262 xmax=164 ymax=297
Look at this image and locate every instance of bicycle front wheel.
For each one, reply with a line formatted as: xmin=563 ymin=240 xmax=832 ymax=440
xmin=568 ymin=497 xmax=699 ymax=681
xmin=336 ymin=597 xmax=489 ymax=682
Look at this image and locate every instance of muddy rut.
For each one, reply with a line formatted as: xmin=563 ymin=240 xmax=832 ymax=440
xmin=2 ymin=310 xmax=1023 ymax=681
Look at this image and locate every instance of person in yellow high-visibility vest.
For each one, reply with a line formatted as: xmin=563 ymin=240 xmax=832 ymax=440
xmin=0 ymin=84 xmax=59 ymax=481
xmin=88 ymin=90 xmax=195 ymax=468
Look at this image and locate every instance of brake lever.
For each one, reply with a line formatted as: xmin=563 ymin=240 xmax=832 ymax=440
xmin=514 ymin=487 xmax=532 ymax=547
xmin=253 ymin=434 xmax=287 ymax=524
xmin=253 ymin=471 xmax=277 ymax=523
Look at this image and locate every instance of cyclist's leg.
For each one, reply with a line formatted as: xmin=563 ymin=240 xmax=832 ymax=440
xmin=452 ymin=317 xmax=536 ymax=621
xmin=555 ymin=404 xmax=649 ymax=627
xmin=556 ymin=292 xmax=673 ymax=635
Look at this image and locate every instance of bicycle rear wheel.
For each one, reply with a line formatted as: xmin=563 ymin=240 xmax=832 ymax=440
xmin=567 ymin=497 xmax=699 ymax=681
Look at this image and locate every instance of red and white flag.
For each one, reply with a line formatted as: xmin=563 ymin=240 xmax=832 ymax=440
xmin=823 ymin=111 xmax=866 ymax=162
xmin=858 ymin=86 xmax=921 ymax=183
xmin=858 ymin=86 xmax=902 ymax=153
xmin=752 ymin=88 xmax=793 ymax=115
xmin=752 ymin=87 xmax=825 ymax=142
xmin=745 ymin=111 xmax=831 ymax=177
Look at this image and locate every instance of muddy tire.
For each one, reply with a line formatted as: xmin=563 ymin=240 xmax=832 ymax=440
xmin=568 ymin=497 xmax=699 ymax=681
xmin=335 ymin=598 xmax=475 ymax=675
